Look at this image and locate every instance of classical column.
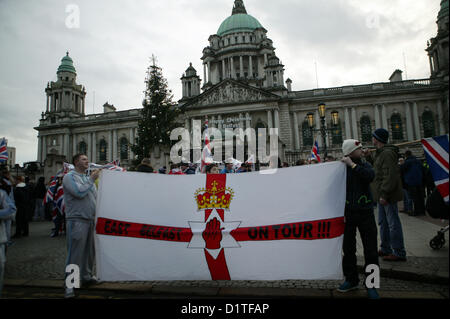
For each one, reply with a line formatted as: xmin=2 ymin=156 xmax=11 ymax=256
xmin=374 ymin=104 xmax=381 ymax=129
xmin=381 ymin=104 xmax=388 ymax=130
xmin=92 ymin=131 xmax=96 ymax=163
xmin=218 ymin=115 xmax=223 ymax=130
xmin=412 ymin=102 xmax=421 ymax=139
xmin=129 ymin=128 xmax=135 ymax=160
xmin=267 ymin=110 xmax=273 ymax=128
xmin=222 ymin=59 xmax=226 ymax=79
xmin=245 ymin=112 xmax=251 ymax=130
xmin=42 ymin=136 xmax=47 ymax=162
xmin=73 ymin=134 xmax=77 ymax=155
xmin=437 ymin=100 xmax=445 ymax=135
xmin=58 ymin=91 xmax=63 ymax=112
xmin=351 ymin=107 xmax=359 ymax=140
xmin=46 ymin=96 xmax=49 ymax=113
xmin=266 ymin=70 xmax=273 ymax=87
xmin=112 ymin=129 xmax=118 ymax=161
xmin=249 ymin=56 xmax=253 ymax=78
xmin=293 ymin=112 xmax=300 ymax=150
xmin=191 ymin=118 xmax=196 ymax=134
xmin=404 ymin=102 xmax=414 ymax=141
xmin=239 ymin=56 xmax=244 ymax=78
xmin=108 ymin=130 xmax=113 ymax=162
xmin=344 ymin=108 xmax=351 ymax=139
xmin=274 ymin=109 xmax=280 ymax=129
xmin=182 ymin=81 xmax=186 ymax=97
xmin=64 ymin=134 xmax=70 ymax=160
xmin=203 ymin=63 xmax=207 ymax=83
xmin=37 ymin=136 xmax=42 ymax=163
xmin=207 ymin=61 xmax=211 ymax=83
xmin=82 ymin=97 xmax=85 ymax=114
xmin=264 ymin=53 xmax=268 ymax=65
xmin=230 ymin=57 xmax=235 ymax=78
xmin=211 ymin=115 xmax=215 ymax=129
xmin=428 ymin=55 xmax=434 ymax=74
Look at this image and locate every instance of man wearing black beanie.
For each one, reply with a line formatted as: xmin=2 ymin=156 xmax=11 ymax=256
xmin=371 ymin=128 xmax=407 ymax=262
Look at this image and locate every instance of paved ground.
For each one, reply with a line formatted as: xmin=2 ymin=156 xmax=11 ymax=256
xmin=2 ymin=210 xmax=449 ymax=299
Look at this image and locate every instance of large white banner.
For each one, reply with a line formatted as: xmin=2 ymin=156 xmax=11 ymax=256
xmin=95 ymin=162 xmax=346 ymax=281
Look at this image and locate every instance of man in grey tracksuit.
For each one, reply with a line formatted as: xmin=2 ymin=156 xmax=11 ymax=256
xmin=63 ymin=154 xmax=100 ymax=298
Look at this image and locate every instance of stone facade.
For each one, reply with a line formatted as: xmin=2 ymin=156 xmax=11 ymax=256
xmin=35 ymin=0 xmax=449 ymax=175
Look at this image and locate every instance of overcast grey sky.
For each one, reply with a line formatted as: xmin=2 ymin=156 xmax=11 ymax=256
xmin=0 ymin=0 xmax=441 ymax=165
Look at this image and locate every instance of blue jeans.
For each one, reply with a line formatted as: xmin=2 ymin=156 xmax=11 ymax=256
xmin=402 ymin=189 xmax=412 ymax=212
xmin=378 ymin=203 xmax=406 ymax=258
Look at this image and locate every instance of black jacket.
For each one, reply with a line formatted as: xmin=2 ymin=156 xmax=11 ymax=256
xmin=136 ymin=164 xmax=154 ymax=173
xmin=346 ymin=159 xmax=375 ymax=211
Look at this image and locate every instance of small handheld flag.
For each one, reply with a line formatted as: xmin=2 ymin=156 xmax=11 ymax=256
xmin=311 ymin=140 xmax=321 ymax=162
xmin=0 ymin=138 xmax=8 ymax=163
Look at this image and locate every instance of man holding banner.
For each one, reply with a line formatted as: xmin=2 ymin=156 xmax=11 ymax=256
xmin=62 ymin=154 xmax=100 ymax=298
xmin=338 ymin=139 xmax=379 ymax=299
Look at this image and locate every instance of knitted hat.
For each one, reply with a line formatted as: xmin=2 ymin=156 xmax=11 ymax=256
xmin=342 ymin=139 xmax=362 ymax=156
xmin=372 ymin=128 xmax=389 ymax=144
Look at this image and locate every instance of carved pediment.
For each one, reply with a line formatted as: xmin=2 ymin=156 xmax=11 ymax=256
xmin=194 ymin=80 xmax=279 ymax=107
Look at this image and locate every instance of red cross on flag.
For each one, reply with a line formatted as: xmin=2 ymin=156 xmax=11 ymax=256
xmin=95 ymin=162 xmax=346 ymax=281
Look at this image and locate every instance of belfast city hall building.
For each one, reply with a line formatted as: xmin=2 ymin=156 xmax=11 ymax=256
xmin=35 ymin=0 xmax=449 ymax=173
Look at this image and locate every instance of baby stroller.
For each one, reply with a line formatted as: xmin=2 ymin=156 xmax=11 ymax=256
xmin=426 ymin=187 xmax=449 ymax=250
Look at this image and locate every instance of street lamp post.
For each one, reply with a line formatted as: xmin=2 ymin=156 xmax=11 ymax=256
xmin=306 ymin=103 xmax=339 ymax=159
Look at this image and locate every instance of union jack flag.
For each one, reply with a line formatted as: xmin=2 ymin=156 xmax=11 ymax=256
xmin=103 ymin=160 xmax=126 ymax=171
xmin=43 ymin=176 xmax=58 ymax=205
xmin=422 ymin=134 xmax=449 ymax=204
xmin=0 ymin=137 xmax=8 ymax=162
xmin=88 ymin=161 xmax=126 ymax=173
xmin=54 ymin=185 xmax=65 ymax=214
xmin=311 ymin=139 xmax=321 ymax=162
xmin=201 ymin=117 xmax=214 ymax=173
xmin=43 ymin=163 xmax=71 ymax=206
xmin=111 ymin=160 xmax=120 ymax=167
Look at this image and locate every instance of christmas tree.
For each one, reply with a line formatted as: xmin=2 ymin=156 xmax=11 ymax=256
xmin=132 ymin=55 xmax=180 ymax=166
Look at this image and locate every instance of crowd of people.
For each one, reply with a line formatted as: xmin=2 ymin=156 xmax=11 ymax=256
xmin=0 ymin=126 xmax=446 ymax=299
xmin=134 ymin=153 xmax=337 ymax=176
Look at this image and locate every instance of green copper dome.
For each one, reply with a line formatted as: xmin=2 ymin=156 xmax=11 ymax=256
xmin=217 ymin=1 xmax=264 ymax=36
xmin=57 ymin=52 xmax=76 ymax=74
xmin=217 ymin=13 xmax=263 ymax=36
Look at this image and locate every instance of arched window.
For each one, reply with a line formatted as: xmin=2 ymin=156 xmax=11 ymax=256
xmin=331 ymin=121 xmax=343 ymax=145
xmin=120 ymin=137 xmax=129 ymax=160
xmin=360 ymin=115 xmax=372 ymax=142
xmin=78 ymin=141 xmax=87 ymax=155
xmin=302 ymin=121 xmax=313 ymax=147
xmin=99 ymin=139 xmax=107 ymax=162
xmin=390 ymin=113 xmax=403 ymax=140
xmin=422 ymin=110 xmax=435 ymax=138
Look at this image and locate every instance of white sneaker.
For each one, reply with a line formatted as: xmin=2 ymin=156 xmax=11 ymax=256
xmin=64 ymin=287 xmax=75 ymax=298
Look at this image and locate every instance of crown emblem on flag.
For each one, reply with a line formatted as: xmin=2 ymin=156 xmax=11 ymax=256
xmin=194 ymin=180 xmax=235 ymax=210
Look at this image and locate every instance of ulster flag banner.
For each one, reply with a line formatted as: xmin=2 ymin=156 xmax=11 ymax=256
xmin=95 ymin=162 xmax=346 ymax=281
